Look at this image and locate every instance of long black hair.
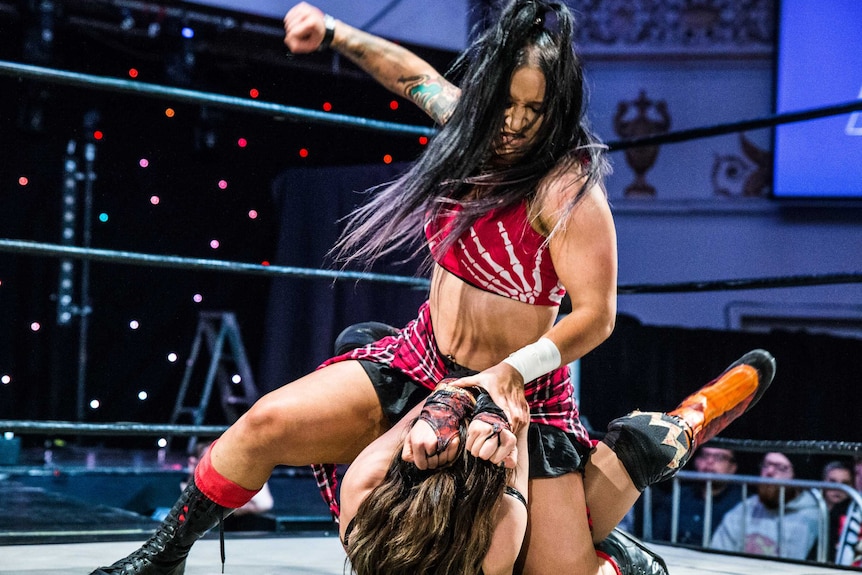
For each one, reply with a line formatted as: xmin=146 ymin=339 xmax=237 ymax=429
xmin=334 ymin=0 xmax=609 ymax=269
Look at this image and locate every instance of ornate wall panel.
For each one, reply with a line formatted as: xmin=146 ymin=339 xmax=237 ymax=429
xmin=570 ymin=0 xmax=774 ymax=57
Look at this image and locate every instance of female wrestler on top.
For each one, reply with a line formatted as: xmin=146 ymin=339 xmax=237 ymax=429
xmin=91 ymin=1 xmax=775 ymax=574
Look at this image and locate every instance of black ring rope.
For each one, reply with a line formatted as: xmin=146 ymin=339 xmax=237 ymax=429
xmin=708 ymin=437 xmax=862 ymax=458
xmin=2 ymin=420 xmax=860 ymax=457
xmin=2 ymin=59 xmax=860 ymax=451
xmin=1 ymin=55 xmax=860 ymax=465
xmin=0 ymin=239 xmax=430 ymax=288
xmin=586 ymin=430 xmax=862 ymax=458
xmin=0 ymin=420 xmax=226 ymax=437
xmin=617 ymin=272 xmax=862 ymax=295
xmin=1 ymin=59 xmax=860 ymax=148
xmin=0 ymin=60 xmax=437 ymax=137
xmin=2 ymin=239 xmax=860 ymax=294
xmin=606 ymin=98 xmax=862 ymax=151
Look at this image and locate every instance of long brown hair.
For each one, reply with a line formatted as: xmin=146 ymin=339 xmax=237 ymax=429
xmin=345 ymin=422 xmax=509 ymax=575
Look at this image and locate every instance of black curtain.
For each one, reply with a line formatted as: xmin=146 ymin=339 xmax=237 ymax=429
xmin=258 ymin=163 xmax=428 ymax=393
xmin=580 ymin=317 xmax=862 ymax=454
xmin=258 ymin=162 xmax=862 ymax=459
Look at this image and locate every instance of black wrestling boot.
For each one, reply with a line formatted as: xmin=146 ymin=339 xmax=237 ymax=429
xmin=90 ymin=476 xmax=232 ymax=574
xmin=596 ymin=528 xmax=669 ymax=575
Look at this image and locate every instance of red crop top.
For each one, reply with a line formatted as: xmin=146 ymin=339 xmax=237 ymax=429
xmin=425 ymin=201 xmax=565 ymax=306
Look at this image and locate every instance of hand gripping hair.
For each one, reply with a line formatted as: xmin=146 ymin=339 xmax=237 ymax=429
xmin=418 ymin=380 xmax=478 ymax=454
xmin=347 ymin=386 xmax=513 ymax=575
xmin=418 ymin=380 xmax=514 ymax=456
xmin=473 ymin=387 xmax=512 ymax=440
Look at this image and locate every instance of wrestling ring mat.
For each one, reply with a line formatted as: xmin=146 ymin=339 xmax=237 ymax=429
xmin=1 ymin=538 xmax=855 ymax=575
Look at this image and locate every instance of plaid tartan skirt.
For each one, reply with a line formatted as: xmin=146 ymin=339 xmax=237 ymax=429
xmin=311 ymin=300 xmax=591 ymax=521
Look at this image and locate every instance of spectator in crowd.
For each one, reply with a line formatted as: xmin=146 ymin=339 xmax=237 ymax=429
xmin=832 ymin=458 xmax=862 ymax=565
xmin=711 ymin=452 xmax=820 ymax=560
xmin=652 ymin=446 xmax=742 ymax=546
xmin=822 ymin=460 xmax=854 ymax=562
xmin=822 ymin=460 xmax=853 ymax=511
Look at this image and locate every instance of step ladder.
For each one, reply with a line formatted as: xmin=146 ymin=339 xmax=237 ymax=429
xmin=168 ymin=311 xmax=260 ymax=452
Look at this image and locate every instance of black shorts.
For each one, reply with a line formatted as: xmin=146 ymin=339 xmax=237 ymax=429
xmin=357 ymin=359 xmax=589 ymax=478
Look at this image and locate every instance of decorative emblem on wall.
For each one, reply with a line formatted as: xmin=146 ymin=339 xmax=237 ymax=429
xmin=614 ymin=90 xmax=671 ymax=197
xmin=571 ymin=0 xmax=774 ymax=55
xmin=711 ymin=133 xmax=772 ymax=197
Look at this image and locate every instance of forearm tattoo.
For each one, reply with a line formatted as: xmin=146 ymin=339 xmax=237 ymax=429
xmin=336 ymin=31 xmax=459 ymax=125
xmin=401 ymin=74 xmax=459 ymax=125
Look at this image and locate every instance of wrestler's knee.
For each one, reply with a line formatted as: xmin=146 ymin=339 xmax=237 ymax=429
xmin=601 ymin=411 xmax=692 ymax=491
xmin=231 ymin=394 xmax=298 ymax=449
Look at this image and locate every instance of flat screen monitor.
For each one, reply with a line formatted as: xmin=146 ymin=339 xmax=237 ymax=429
xmin=773 ymin=0 xmax=862 ymax=199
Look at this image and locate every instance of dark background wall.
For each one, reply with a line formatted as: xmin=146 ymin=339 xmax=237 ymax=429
xmin=580 ymin=318 xmax=862 ymax=443
xmin=1 ymin=1 xmax=860 ymax=455
xmin=0 ymin=1 xmax=444 ymax=441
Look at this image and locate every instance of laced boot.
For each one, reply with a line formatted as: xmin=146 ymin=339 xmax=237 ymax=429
xmin=603 ymin=349 xmax=775 ymax=490
xmin=90 ymin=476 xmax=233 ymax=574
xmin=596 ymin=528 xmax=669 ymax=575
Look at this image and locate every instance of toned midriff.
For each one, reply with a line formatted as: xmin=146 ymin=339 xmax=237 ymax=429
xmin=428 ymin=264 xmax=558 ymax=371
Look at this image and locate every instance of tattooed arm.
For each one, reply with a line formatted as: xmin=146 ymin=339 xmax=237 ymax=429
xmin=283 ymin=2 xmax=461 ymax=125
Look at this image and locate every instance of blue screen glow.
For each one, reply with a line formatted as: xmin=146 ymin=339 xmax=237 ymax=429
xmin=774 ymin=0 xmax=862 ymax=199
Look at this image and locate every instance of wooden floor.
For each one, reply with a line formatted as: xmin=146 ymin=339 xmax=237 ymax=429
xmin=0 ymin=535 xmax=856 ymax=575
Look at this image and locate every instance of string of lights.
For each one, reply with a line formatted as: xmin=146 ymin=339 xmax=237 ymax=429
xmin=1 ymin=2 xmax=859 ymax=435
xmin=0 ymin=60 xmax=437 ymax=137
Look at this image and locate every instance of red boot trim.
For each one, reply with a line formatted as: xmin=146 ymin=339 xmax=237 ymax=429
xmin=596 ymin=550 xmax=623 ymax=575
xmin=195 ymin=441 xmax=260 ymax=509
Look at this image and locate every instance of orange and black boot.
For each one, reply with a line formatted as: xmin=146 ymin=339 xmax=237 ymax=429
xmin=602 ymin=349 xmax=775 ymax=490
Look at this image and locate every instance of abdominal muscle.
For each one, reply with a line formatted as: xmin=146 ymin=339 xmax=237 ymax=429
xmin=428 ymin=264 xmax=558 ymax=371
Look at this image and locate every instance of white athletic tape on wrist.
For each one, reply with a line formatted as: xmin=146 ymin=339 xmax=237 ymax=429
xmin=502 ymin=338 xmax=561 ymax=383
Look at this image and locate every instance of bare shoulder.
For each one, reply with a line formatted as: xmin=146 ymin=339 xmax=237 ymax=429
xmin=532 ymin=160 xmax=611 ymax=234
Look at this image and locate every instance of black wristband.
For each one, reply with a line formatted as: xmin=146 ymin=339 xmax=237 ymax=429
xmin=475 ymin=389 xmax=509 ymax=423
xmin=318 ymin=14 xmax=336 ymax=51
